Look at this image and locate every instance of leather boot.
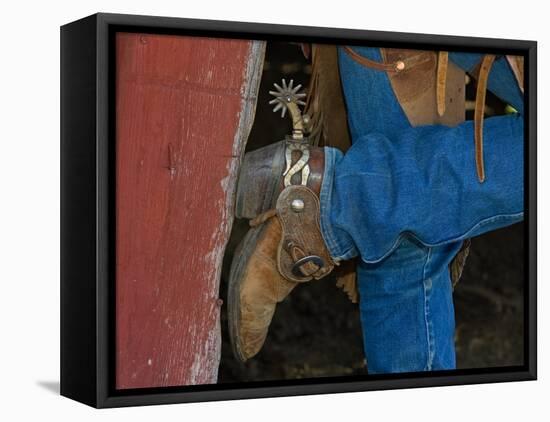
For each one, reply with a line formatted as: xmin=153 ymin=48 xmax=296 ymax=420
xmin=228 ymin=140 xmax=336 ymax=362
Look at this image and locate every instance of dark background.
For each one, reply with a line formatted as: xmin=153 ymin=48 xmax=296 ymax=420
xmin=218 ymin=42 xmax=524 ymax=383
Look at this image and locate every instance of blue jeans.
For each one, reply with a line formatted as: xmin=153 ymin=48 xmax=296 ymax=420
xmin=319 ymin=47 xmax=524 ymax=373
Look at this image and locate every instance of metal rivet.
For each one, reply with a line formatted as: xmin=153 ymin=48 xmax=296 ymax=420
xmin=291 ymin=198 xmax=305 ymax=212
xmin=395 ymin=60 xmax=405 ymax=71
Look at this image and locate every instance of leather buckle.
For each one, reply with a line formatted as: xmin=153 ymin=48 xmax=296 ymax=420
xmin=291 ymin=255 xmax=325 ymax=277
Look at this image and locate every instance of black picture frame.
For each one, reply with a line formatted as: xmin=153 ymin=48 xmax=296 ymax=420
xmin=60 ymin=12 xmax=537 ymax=408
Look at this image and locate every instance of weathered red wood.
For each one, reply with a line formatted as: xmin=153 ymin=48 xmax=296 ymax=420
xmin=116 ymin=33 xmax=264 ymax=389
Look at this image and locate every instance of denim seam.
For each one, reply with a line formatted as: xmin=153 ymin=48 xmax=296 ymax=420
xmin=422 ymin=247 xmax=435 ymax=371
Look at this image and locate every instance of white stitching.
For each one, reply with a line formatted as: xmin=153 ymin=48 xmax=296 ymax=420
xmin=421 ymin=247 xmax=435 ymax=370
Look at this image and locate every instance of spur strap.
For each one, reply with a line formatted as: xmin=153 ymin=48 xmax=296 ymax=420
xmin=248 ymin=186 xmax=335 ymax=283
xmin=276 ymin=185 xmax=335 ymax=282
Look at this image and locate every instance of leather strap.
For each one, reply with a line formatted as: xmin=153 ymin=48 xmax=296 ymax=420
xmin=276 ymin=185 xmax=335 ymax=283
xmin=506 ymin=55 xmax=524 ymax=93
xmin=343 ymin=46 xmax=431 ymax=73
xmin=436 ymin=51 xmax=449 ymax=117
xmin=474 ymin=54 xmax=496 ymax=183
xmin=249 ymin=209 xmax=278 ymax=227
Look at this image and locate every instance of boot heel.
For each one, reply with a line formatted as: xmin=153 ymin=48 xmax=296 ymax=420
xmin=235 ymin=140 xmax=286 ymax=219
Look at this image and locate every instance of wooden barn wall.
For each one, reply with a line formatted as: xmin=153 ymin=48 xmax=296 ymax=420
xmin=115 ymin=32 xmax=264 ymax=389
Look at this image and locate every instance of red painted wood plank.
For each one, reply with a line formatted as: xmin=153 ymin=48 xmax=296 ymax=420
xmin=116 ymin=33 xmax=264 ymax=389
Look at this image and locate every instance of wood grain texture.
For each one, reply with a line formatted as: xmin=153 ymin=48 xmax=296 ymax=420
xmin=116 ymin=32 xmax=264 ymax=389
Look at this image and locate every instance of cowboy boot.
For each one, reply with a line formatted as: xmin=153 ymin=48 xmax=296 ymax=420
xmin=228 ymin=139 xmax=336 ymax=362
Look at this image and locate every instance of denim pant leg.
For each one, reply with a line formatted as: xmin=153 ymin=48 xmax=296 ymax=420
xmin=322 ymin=47 xmax=525 ymax=374
xmin=320 ymin=119 xmax=523 ymax=373
xmin=357 ymin=239 xmax=461 ymax=373
xmin=321 ymin=114 xmax=524 ymax=264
